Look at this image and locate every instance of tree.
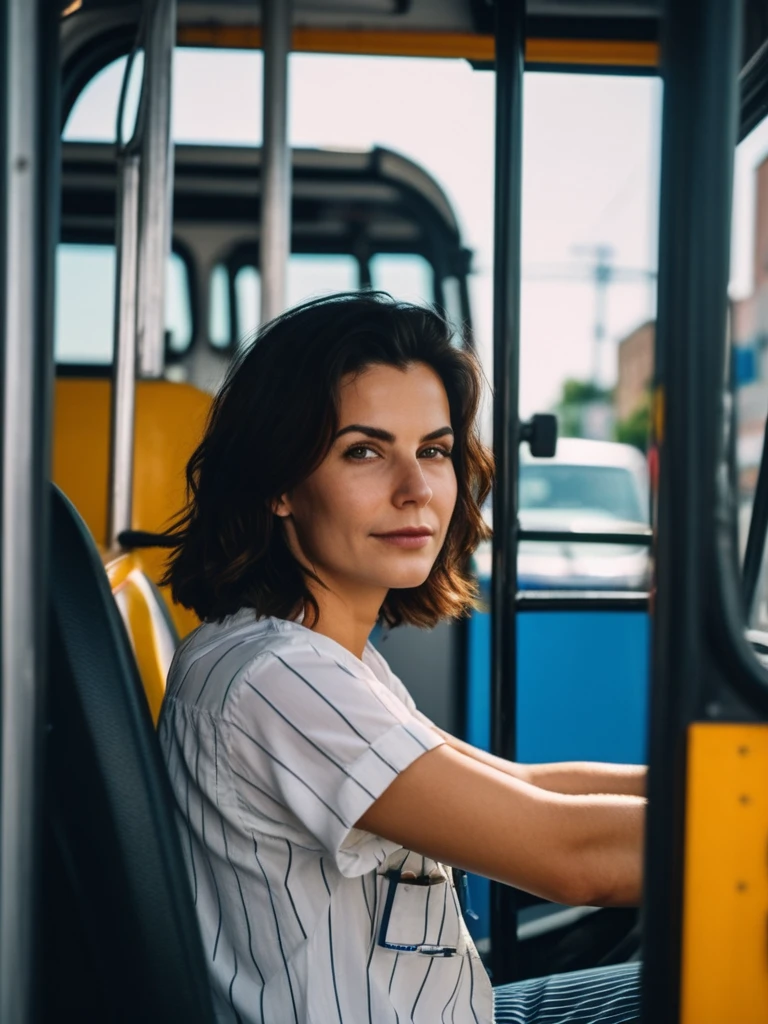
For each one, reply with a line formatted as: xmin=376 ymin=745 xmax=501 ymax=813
xmin=615 ymin=391 xmax=651 ymax=452
xmin=555 ymin=378 xmax=612 ymax=438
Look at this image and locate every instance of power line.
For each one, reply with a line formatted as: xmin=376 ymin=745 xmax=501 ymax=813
xmin=523 ymin=247 xmax=656 ymax=385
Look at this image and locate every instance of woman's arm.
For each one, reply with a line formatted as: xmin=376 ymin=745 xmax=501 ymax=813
xmin=355 ymin=744 xmax=644 ymax=908
xmin=420 ymin=717 xmax=646 ymax=797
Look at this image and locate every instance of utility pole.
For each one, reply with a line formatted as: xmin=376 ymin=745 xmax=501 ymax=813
xmin=572 ymin=243 xmax=615 ymax=386
xmin=525 ymin=248 xmax=656 ymax=389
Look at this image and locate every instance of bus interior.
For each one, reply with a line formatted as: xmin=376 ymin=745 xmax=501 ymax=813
xmin=3 ymin=0 xmax=768 ymax=1021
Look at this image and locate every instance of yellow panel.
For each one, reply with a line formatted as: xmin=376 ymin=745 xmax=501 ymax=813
xmin=176 ymin=26 xmax=659 ymax=68
xmin=53 ymin=378 xmax=210 ymax=638
xmin=681 ymin=723 xmax=768 ymax=1024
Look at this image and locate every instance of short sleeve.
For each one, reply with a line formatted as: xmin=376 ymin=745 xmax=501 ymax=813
xmin=224 ymin=641 xmax=444 ymax=876
xmin=363 ymin=641 xmax=419 ymax=713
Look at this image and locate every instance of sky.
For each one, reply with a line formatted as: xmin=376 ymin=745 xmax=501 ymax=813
xmin=63 ymin=48 xmax=767 ymax=421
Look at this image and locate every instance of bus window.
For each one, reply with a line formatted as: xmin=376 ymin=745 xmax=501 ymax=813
xmin=64 ymin=51 xmax=658 ymax=435
xmin=63 ymin=48 xmax=488 ymax=347
xmin=166 ymin=252 xmax=193 ymax=354
xmin=369 ymin=252 xmax=434 ymax=306
xmin=64 ymin=50 xmax=263 ymax=145
xmin=231 ymin=255 xmax=358 ymax=347
xmin=234 ymin=265 xmax=260 ymax=343
xmin=731 ymin=114 xmax=768 ymax=558
xmin=730 ymin=109 xmax=768 ymax=633
xmin=55 ymin=243 xmax=116 ymax=365
xmin=287 ymin=253 xmax=358 ymax=306
xmin=209 ymin=263 xmax=231 ymax=349
xmin=441 ymin=275 xmax=464 ymax=328
xmin=55 ymin=244 xmax=193 ymax=365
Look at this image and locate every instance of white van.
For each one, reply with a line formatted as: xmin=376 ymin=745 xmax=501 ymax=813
xmin=475 ymin=438 xmax=651 ymax=591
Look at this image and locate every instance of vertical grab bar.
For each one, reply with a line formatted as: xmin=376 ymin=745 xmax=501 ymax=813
xmin=489 ymin=0 xmax=526 ymax=987
xmin=107 ymin=0 xmax=175 ymax=547
xmin=260 ymin=0 xmax=293 ymax=325
xmin=136 ymin=0 xmax=176 ymax=379
xmin=0 ymin=0 xmax=48 ymax=1019
xmin=107 ymin=151 xmax=141 ymax=549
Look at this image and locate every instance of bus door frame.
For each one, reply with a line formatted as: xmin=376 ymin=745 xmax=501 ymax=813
xmin=642 ymin=0 xmax=768 ymax=1019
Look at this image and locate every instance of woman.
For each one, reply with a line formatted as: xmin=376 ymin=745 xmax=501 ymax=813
xmin=159 ymin=292 xmax=644 ymax=1024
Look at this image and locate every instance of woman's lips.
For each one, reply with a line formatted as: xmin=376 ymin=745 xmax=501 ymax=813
xmin=372 ymin=530 xmax=434 ymax=549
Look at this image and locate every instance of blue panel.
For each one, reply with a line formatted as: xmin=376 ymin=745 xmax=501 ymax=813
xmin=463 ymin=608 xmax=650 ymax=940
xmin=517 ymin=611 xmax=649 ymax=764
xmin=733 ymin=345 xmax=757 ymax=387
xmin=466 ymin=608 xmax=492 ymax=753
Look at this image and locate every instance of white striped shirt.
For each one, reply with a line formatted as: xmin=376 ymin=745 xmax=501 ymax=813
xmin=159 ymin=609 xmax=494 ymax=1024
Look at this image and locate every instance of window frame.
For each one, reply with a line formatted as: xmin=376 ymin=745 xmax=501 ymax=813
xmin=54 ymin=229 xmax=199 ymax=373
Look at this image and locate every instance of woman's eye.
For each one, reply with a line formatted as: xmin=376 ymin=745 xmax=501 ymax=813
xmin=420 ymin=446 xmax=453 ymax=460
xmin=345 ymin=444 xmax=379 ymax=460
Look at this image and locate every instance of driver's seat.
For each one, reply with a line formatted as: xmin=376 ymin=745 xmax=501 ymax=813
xmin=40 ymin=484 xmax=214 ymax=1022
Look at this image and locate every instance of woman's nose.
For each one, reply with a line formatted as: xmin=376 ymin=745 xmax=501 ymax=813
xmin=394 ymin=459 xmax=433 ymax=507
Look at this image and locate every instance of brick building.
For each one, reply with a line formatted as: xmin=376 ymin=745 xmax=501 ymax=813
xmin=615 ymin=320 xmax=655 ymax=422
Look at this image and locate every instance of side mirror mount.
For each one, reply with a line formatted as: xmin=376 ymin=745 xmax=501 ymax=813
xmin=520 ymin=413 xmax=558 ymax=458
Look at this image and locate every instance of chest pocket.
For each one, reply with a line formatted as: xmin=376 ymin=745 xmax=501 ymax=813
xmin=375 ymin=851 xmax=464 ymax=956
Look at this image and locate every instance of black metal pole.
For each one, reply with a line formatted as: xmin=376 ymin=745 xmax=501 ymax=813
xmin=642 ymin=0 xmax=742 ymax=1020
xmin=489 ymin=0 xmax=525 ymax=987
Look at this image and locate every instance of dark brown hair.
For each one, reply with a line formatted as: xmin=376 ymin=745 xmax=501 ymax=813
xmin=163 ymin=291 xmax=493 ymax=628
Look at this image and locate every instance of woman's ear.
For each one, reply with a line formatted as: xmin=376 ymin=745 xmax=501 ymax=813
xmin=272 ymin=494 xmax=292 ymax=518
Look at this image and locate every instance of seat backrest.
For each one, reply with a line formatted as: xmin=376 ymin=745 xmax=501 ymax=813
xmin=108 ymin=552 xmax=179 ymax=722
xmin=52 ymin=377 xmax=210 ymax=638
xmin=42 ymin=484 xmax=215 ymax=1023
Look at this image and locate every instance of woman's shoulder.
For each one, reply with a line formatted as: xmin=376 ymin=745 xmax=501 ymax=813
xmin=166 ymin=611 xmax=396 ymax=717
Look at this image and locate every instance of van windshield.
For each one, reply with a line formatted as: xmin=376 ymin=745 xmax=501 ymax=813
xmin=519 ymin=464 xmax=646 ymax=523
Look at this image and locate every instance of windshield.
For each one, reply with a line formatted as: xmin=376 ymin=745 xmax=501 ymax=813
xmin=519 ymin=464 xmax=646 ymax=523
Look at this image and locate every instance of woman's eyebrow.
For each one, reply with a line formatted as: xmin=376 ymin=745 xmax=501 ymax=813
xmin=334 ymin=424 xmax=454 ymax=443
xmin=421 ymin=427 xmax=454 ymax=442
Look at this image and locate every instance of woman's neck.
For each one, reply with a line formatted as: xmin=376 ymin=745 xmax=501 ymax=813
xmin=304 ymin=583 xmax=383 ymax=662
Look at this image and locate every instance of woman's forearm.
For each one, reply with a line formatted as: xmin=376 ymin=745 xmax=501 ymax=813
xmin=422 ymin=719 xmax=647 ymax=798
xmin=525 ymin=761 xmax=646 ymax=798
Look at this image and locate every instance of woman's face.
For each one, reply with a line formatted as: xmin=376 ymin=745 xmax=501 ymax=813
xmin=275 ymin=361 xmax=458 ymax=605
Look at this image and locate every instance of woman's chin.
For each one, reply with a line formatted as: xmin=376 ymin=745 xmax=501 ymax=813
xmin=381 ymin=566 xmax=434 ymax=591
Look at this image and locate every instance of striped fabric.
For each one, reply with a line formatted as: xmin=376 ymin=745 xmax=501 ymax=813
xmin=159 ymin=609 xmax=642 ymax=1023
xmin=494 ymin=962 xmax=641 ymax=1023
xmin=158 ymin=609 xmax=494 ymax=1023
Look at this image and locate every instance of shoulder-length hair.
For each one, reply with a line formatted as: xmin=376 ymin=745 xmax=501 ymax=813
xmin=163 ymin=291 xmax=493 ymax=628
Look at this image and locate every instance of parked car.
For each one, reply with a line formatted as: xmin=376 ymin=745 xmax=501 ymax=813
xmin=474 ymin=438 xmax=651 ymax=591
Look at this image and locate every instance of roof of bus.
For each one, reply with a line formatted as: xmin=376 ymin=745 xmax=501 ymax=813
xmin=59 ymin=0 xmax=768 ymax=80
xmin=60 ymin=0 xmax=665 ymax=88
xmin=66 ymin=0 xmax=662 ymax=37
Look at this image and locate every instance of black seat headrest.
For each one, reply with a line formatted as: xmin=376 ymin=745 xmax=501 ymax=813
xmin=42 ymin=484 xmax=214 ymax=1022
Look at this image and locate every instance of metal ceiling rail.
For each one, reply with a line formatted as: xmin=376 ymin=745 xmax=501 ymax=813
xmin=260 ymin=0 xmax=293 ymax=325
xmin=489 ymin=0 xmax=526 ymax=987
